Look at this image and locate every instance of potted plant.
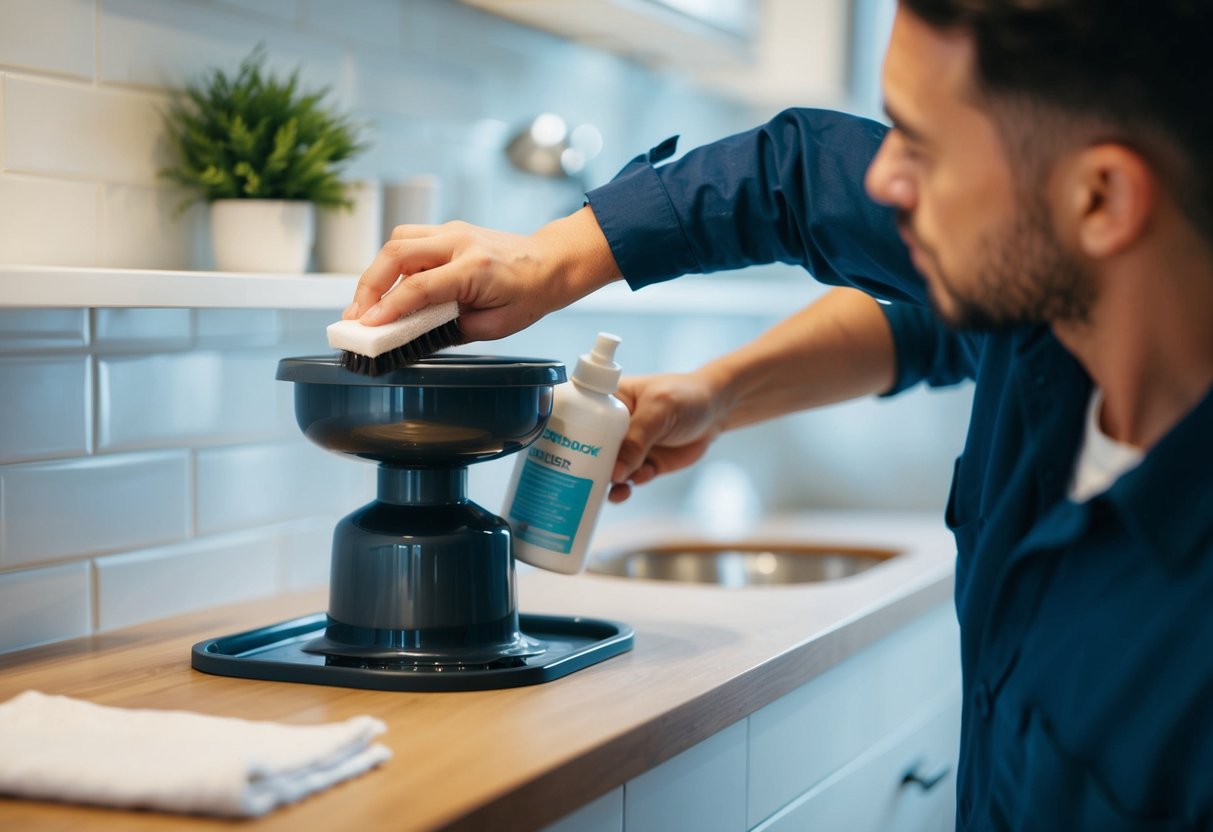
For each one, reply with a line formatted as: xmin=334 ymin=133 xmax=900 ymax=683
xmin=161 ymin=47 xmax=366 ymax=273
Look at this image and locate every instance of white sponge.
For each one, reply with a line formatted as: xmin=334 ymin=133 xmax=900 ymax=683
xmin=326 ymin=302 xmax=459 ymax=358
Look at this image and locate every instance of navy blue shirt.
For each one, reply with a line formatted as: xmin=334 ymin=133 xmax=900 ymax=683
xmin=587 ymin=108 xmax=1213 ymax=830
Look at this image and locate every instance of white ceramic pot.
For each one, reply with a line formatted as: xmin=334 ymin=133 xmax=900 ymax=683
xmin=209 ymin=199 xmax=315 ymax=273
xmin=315 ymin=179 xmax=383 ymax=274
xmin=381 ymin=174 xmax=441 ymax=239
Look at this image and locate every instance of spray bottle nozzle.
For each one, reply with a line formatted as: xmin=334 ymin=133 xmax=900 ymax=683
xmin=572 ymin=332 xmax=623 ymax=394
xmin=589 ymin=333 xmax=621 ymax=367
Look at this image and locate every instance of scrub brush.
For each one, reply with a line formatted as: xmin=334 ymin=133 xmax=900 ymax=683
xmin=327 ymin=301 xmax=463 ymax=376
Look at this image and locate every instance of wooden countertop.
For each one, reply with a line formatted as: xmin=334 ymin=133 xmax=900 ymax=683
xmin=0 ymin=511 xmax=954 ymax=831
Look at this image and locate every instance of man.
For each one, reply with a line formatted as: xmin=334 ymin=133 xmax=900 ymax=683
xmin=346 ymin=1 xmax=1213 ymax=826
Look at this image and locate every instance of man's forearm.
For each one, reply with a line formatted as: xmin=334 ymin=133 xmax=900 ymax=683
xmin=533 ymin=205 xmax=624 ymax=310
xmin=702 ymin=287 xmax=898 ymax=431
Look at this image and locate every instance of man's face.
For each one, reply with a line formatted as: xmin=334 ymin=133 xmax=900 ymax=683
xmin=865 ymin=6 xmax=1093 ymax=331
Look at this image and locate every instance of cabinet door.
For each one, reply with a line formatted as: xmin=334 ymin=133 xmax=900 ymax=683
xmin=753 ymin=689 xmax=961 ymax=832
xmin=541 ymin=787 xmax=624 ymax=832
xmin=748 ymin=604 xmax=960 ymax=826
xmin=625 ymin=719 xmax=748 ymax=832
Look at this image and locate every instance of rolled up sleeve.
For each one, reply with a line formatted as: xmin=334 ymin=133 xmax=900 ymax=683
xmin=880 ymin=301 xmax=980 ymax=394
xmin=586 ymin=108 xmax=926 ymax=306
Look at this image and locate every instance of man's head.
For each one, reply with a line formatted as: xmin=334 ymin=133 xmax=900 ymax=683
xmin=864 ymin=0 xmax=1213 ymax=332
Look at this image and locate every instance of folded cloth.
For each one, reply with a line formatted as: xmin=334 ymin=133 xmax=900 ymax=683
xmin=0 ymin=690 xmax=391 ymax=817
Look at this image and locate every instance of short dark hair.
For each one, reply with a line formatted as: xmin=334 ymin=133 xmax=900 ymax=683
xmin=902 ymin=0 xmax=1213 ymax=243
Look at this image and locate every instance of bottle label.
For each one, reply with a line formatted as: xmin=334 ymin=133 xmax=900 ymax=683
xmin=508 ymin=455 xmax=593 ymax=554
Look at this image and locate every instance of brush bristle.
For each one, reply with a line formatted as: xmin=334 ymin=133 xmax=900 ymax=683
xmin=339 ymin=319 xmax=464 ymax=376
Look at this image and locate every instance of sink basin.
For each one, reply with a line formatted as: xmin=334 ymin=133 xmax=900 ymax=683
xmin=586 ymin=540 xmax=900 ymax=587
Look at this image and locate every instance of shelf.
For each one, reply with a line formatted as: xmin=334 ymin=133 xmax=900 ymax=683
xmin=0 ymin=264 xmax=358 ymax=310
xmin=0 ymin=264 xmax=822 ymax=315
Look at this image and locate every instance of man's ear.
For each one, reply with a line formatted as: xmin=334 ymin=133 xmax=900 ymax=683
xmin=1066 ymin=143 xmax=1157 ymax=258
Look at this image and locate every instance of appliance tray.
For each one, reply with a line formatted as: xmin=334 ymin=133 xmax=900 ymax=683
xmin=192 ymin=613 xmax=633 ymax=692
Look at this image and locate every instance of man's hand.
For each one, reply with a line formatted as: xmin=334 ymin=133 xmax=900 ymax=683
xmin=344 ymin=206 xmax=621 ymax=343
xmin=608 ymin=370 xmax=730 ymax=503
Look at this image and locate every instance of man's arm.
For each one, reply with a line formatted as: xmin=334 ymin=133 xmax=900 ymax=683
xmin=610 ymin=287 xmax=899 ymax=499
xmin=348 ymin=109 xmax=927 ymax=336
xmin=705 ymin=288 xmax=898 ymax=429
xmin=588 ymin=108 xmax=927 ymax=307
xmin=610 ymin=288 xmax=979 ymax=500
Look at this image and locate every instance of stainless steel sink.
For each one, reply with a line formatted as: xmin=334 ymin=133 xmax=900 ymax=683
xmin=586 ymin=540 xmax=900 ymax=587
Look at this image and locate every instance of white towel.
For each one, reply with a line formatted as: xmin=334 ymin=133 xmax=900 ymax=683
xmin=0 ymin=690 xmax=392 ymax=817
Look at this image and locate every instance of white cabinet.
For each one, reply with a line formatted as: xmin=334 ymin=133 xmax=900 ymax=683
xmin=544 ymin=788 xmax=625 ymax=832
xmin=543 ymin=602 xmax=961 ymax=832
xmin=748 ymin=604 xmax=960 ymax=825
xmin=754 ymin=691 xmax=960 ymax=832
xmin=455 ymin=0 xmax=851 ymax=109
xmin=625 ymin=719 xmax=748 ymax=832
xmin=456 ymin=0 xmax=756 ymax=69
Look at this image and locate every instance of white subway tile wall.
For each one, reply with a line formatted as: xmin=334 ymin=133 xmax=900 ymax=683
xmin=0 ymin=355 xmax=91 ymax=463
xmin=0 ymin=309 xmax=88 ymax=351
xmin=1 ymin=0 xmax=756 ymax=273
xmin=93 ymin=307 xmax=191 ymax=351
xmin=296 ymin=0 xmax=406 ymax=51
xmin=99 ymin=184 xmax=208 ymax=270
xmin=211 ymin=1 xmax=298 ymax=25
xmin=0 ymin=450 xmax=192 ymax=567
xmin=194 ymin=442 xmax=368 ymax=536
xmin=280 ymin=516 xmax=340 ymax=591
xmin=0 ymin=0 xmax=760 ymax=653
xmin=94 ymin=527 xmax=282 ymax=632
xmin=0 ymin=0 xmax=96 ymax=80
xmin=3 ymin=74 xmax=169 ymax=183
xmin=194 ymin=309 xmax=281 ymax=347
xmin=0 ymin=173 xmax=99 ymax=265
xmin=96 ymin=351 xmax=281 ymax=450
xmin=0 ymin=0 xmax=966 ymax=654
xmin=98 ymin=0 xmax=346 ymax=93
xmin=0 ymin=562 xmax=92 ymax=653
xmin=0 ymin=303 xmax=378 ymax=651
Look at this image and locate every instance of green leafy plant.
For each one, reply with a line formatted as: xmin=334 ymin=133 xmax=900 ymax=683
xmin=161 ymin=47 xmax=366 ymax=209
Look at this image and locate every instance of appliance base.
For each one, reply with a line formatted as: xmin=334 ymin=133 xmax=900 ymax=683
xmin=191 ymin=612 xmax=633 ymax=692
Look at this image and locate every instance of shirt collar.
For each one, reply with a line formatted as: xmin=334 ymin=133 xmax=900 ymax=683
xmin=1099 ymin=382 xmax=1213 ymax=569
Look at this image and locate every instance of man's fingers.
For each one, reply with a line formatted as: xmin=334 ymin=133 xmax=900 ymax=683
xmin=629 ymin=462 xmax=658 ymax=486
xmin=358 ymin=261 xmax=468 ymax=326
xmin=608 ymin=482 xmax=633 ymax=504
xmin=389 ymin=223 xmax=442 ymax=241
xmin=349 ymin=244 xmax=405 ymax=320
xmin=350 ymin=237 xmax=458 ymax=323
xmin=611 ymin=436 xmax=650 ymax=484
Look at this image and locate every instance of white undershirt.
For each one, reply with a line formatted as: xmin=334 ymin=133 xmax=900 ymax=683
xmin=1068 ymin=388 xmax=1145 ymax=503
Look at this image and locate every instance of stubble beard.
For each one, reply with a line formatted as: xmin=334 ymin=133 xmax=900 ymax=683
xmin=907 ymin=192 xmax=1096 ymax=333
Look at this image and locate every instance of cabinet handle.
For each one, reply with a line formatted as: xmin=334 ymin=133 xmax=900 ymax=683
xmin=901 ymin=761 xmax=951 ymax=792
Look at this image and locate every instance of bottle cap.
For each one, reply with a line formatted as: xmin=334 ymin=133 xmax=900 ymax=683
xmin=571 ymin=332 xmax=622 ymax=394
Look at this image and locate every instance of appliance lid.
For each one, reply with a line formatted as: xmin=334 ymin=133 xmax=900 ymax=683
xmin=276 ymin=355 xmax=566 ymax=387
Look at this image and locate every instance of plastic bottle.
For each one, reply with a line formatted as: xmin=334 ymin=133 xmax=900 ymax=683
xmin=504 ymin=333 xmax=630 ymax=574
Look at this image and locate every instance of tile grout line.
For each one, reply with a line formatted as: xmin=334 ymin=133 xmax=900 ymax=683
xmin=89 ymin=558 xmax=101 ymax=635
xmin=94 ymin=0 xmax=102 ymax=88
xmin=0 ymin=69 xmax=6 ymax=173
xmin=94 ymin=0 xmax=103 ymax=269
